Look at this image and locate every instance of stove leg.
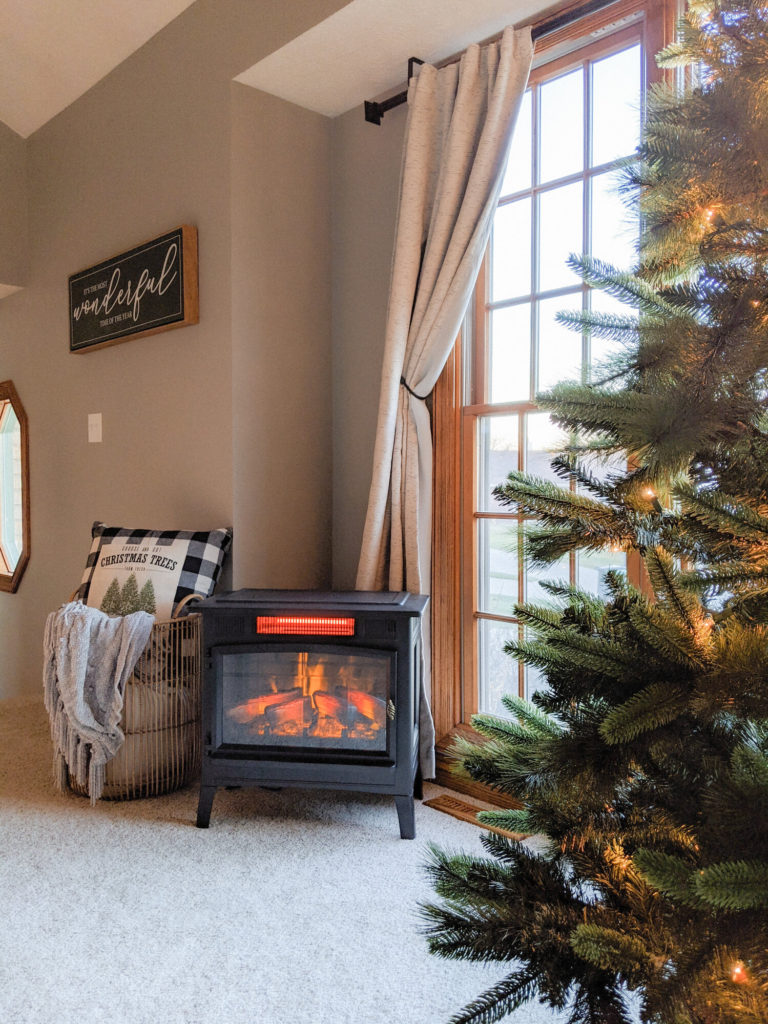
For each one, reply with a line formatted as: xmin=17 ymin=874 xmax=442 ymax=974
xmin=196 ymin=785 xmax=217 ymax=828
xmin=395 ymin=795 xmax=415 ymax=839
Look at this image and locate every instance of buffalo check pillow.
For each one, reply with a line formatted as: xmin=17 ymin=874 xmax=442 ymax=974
xmin=77 ymin=522 xmax=232 ymax=620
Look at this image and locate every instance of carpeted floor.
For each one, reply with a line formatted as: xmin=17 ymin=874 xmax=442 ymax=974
xmin=1 ymin=697 xmax=566 ymax=1024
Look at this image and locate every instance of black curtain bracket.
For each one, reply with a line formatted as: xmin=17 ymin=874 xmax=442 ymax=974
xmin=365 ymin=57 xmax=424 ymax=125
xmin=363 ymin=0 xmax=624 ymax=124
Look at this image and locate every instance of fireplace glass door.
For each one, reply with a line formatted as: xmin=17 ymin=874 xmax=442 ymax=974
xmin=218 ymin=646 xmax=394 ymax=756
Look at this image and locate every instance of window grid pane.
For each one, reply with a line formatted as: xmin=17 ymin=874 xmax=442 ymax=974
xmin=473 ymin=34 xmax=642 ymax=717
xmin=489 ymin=305 xmax=531 ymax=404
xmin=477 ymin=618 xmax=522 ymax=712
xmin=477 ymin=414 xmax=520 ymax=513
xmin=477 ymin=518 xmax=520 ymax=618
xmin=491 ymin=198 xmax=532 ymax=302
xmin=539 ymin=67 xmax=584 ymax=184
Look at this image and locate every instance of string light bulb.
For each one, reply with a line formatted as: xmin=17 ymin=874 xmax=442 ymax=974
xmin=642 ymin=486 xmax=663 ymax=512
xmin=731 ymin=961 xmax=747 ymax=984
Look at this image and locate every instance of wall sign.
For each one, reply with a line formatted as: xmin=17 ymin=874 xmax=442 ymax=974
xmin=68 ymin=225 xmax=198 ymax=353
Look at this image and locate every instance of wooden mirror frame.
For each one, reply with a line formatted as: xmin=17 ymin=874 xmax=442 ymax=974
xmin=0 ymin=380 xmax=30 ymax=592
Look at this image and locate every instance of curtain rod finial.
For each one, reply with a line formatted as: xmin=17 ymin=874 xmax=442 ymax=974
xmin=364 ymin=100 xmax=383 ymax=125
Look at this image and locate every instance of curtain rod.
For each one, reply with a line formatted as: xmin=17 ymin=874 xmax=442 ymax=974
xmin=363 ymin=0 xmax=625 ymax=125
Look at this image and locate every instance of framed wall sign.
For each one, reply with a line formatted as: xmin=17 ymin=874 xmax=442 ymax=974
xmin=69 ymin=225 xmax=199 ymax=353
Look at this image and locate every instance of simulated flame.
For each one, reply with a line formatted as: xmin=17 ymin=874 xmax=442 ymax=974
xmin=227 ymin=654 xmax=386 ymax=742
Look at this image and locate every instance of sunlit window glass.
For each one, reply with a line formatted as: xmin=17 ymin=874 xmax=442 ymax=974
xmin=540 ymin=68 xmax=584 ymax=183
xmin=471 ymin=30 xmax=643 ymax=715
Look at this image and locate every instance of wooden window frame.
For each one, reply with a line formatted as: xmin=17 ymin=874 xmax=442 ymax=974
xmin=0 ymin=381 xmax=30 ymax=593
xmin=432 ymin=0 xmax=676 ymax=798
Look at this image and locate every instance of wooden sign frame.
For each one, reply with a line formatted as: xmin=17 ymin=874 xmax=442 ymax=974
xmin=68 ymin=225 xmax=198 ymax=353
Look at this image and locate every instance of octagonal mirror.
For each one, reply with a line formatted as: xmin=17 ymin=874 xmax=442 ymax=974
xmin=0 ymin=381 xmax=30 ymax=592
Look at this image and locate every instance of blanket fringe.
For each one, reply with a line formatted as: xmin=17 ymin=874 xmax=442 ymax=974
xmin=53 ymin=750 xmax=68 ymax=793
xmin=89 ymin=759 xmax=105 ymax=805
xmin=46 ymin=697 xmax=108 ymax=800
xmin=48 ymin=698 xmax=82 ymax=793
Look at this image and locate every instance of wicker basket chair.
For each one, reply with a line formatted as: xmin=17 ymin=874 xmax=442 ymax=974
xmin=68 ymin=594 xmax=202 ymax=800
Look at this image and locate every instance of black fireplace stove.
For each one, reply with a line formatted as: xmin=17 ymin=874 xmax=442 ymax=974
xmin=195 ymin=589 xmax=428 ymax=838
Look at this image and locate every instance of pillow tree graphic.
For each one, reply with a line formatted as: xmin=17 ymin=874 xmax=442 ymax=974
xmin=100 ymin=573 xmax=156 ymax=616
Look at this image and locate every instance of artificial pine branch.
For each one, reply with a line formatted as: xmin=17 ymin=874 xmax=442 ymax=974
xmin=694 ymin=861 xmax=768 ymax=911
xmin=498 ymin=693 xmax=563 ymax=736
xmin=648 ymin=546 xmax=715 ymax=619
xmin=627 ymin=603 xmax=710 ymax=669
xmin=676 ymin=483 xmax=768 ymax=542
xmin=556 ymin=308 xmax=641 ymax=346
xmin=424 ymin=4 xmax=768 ymax=1021
xmin=476 ymin=809 xmax=533 ymax=834
xmin=632 ymin=849 xmax=707 ymax=909
xmin=492 ymin=473 xmax=621 ymax=525
xmin=569 ymin=923 xmax=651 ymax=977
xmin=443 ymin=971 xmax=540 ymax=1024
xmin=599 ymin=683 xmax=690 ymax=744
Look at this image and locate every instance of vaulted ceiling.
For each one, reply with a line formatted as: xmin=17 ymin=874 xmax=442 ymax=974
xmin=0 ymin=0 xmax=198 ymax=137
xmin=1 ymin=0 xmax=547 ymax=138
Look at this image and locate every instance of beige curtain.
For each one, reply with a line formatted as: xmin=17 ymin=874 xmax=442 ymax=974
xmin=356 ymin=25 xmax=534 ymax=776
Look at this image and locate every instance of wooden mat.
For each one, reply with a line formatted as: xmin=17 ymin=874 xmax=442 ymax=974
xmin=424 ymin=794 xmax=526 ymax=840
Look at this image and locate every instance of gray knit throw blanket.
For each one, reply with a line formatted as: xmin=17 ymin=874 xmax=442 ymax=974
xmin=43 ymin=601 xmax=154 ymax=803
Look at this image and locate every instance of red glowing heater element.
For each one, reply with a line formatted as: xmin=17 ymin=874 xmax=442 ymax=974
xmin=255 ymin=615 xmax=356 ymax=637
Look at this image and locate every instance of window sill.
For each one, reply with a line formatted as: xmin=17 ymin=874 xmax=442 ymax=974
xmin=434 ymin=724 xmax=524 ymax=810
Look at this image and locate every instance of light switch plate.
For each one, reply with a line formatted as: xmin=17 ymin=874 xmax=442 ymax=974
xmin=88 ymin=413 xmax=102 ymax=443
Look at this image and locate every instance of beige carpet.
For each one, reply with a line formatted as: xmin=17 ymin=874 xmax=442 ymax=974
xmin=1 ymin=697 xmax=568 ymax=1024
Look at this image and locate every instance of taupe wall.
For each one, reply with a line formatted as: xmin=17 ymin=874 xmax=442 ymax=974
xmin=0 ymin=120 xmax=28 ymax=291
xmin=231 ymin=85 xmax=333 ymax=589
xmin=330 ymin=104 xmax=407 ymax=589
xmin=0 ymin=0 xmax=347 ymax=698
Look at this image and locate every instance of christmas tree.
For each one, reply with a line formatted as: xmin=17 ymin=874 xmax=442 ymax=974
xmin=119 ymin=573 xmax=140 ymax=615
xmin=422 ymin=3 xmax=768 ymax=1022
xmin=138 ymin=578 xmax=156 ymax=615
xmin=99 ymin=578 xmax=122 ymax=617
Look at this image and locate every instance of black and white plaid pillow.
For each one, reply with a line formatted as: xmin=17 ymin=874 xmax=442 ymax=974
xmin=77 ymin=522 xmax=232 ymax=620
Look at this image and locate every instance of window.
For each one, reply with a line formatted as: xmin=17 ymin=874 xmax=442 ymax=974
xmin=0 ymin=401 xmax=23 ymax=570
xmin=0 ymin=381 xmax=30 ymax=593
xmin=431 ymin=0 xmax=673 ymax=789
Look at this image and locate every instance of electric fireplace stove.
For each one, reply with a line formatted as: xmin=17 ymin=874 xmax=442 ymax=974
xmin=195 ymin=590 xmax=428 ymax=838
